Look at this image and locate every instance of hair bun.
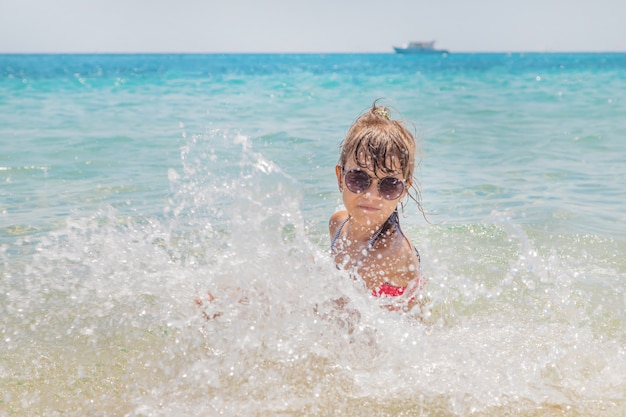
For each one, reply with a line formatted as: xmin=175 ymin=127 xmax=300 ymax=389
xmin=375 ymin=106 xmax=390 ymax=120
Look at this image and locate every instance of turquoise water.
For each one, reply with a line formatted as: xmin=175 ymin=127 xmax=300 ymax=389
xmin=1 ymin=53 xmax=625 ymax=416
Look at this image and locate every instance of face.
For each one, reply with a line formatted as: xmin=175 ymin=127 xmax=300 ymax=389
xmin=335 ymin=156 xmax=409 ymax=229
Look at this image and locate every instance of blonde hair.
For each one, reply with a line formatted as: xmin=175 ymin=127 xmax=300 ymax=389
xmin=338 ymin=100 xmax=417 ymax=181
xmin=338 ymin=100 xmax=424 ymax=215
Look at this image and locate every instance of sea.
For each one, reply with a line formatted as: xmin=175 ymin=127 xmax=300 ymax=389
xmin=1 ymin=53 xmax=624 ymax=416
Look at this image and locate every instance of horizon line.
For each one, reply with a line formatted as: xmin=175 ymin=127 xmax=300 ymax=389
xmin=1 ymin=49 xmax=625 ymax=55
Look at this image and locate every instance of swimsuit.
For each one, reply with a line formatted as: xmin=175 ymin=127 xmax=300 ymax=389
xmin=330 ymin=211 xmax=421 ymax=297
xmin=372 ymin=282 xmax=407 ymax=297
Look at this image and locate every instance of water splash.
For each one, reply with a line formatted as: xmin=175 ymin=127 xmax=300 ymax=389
xmin=1 ymin=131 xmax=624 ymax=416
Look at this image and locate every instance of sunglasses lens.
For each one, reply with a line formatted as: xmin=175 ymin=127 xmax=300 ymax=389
xmin=379 ymin=177 xmax=405 ymax=200
xmin=344 ymin=170 xmax=370 ymax=194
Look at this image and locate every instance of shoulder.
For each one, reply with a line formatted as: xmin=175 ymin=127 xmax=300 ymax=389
xmin=379 ymin=231 xmax=421 ymax=286
xmin=328 ymin=209 xmax=348 ymax=235
xmin=397 ymin=232 xmax=420 ymax=273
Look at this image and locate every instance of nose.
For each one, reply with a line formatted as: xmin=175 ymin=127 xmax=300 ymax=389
xmin=363 ymin=179 xmax=381 ymax=198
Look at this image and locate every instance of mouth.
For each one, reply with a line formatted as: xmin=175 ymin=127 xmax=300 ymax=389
xmin=358 ymin=205 xmax=380 ymax=212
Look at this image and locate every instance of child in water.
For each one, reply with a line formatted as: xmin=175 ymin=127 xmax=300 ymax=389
xmin=329 ymin=101 xmax=424 ymax=307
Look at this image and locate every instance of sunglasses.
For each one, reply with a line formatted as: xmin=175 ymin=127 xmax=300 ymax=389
xmin=343 ymin=169 xmax=406 ymax=200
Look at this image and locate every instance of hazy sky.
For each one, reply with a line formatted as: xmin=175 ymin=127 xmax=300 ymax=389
xmin=1 ymin=0 xmax=625 ymax=53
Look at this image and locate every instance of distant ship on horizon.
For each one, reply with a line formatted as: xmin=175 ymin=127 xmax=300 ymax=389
xmin=393 ymin=41 xmax=449 ymax=54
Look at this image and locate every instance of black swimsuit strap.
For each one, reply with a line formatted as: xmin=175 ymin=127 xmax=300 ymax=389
xmin=330 ymin=216 xmax=351 ymax=252
xmin=331 ymin=211 xmax=421 ymax=278
xmin=330 ymin=211 xmax=400 ymax=252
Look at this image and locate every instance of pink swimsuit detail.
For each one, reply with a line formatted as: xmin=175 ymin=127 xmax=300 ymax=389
xmin=372 ymin=282 xmax=406 ymax=297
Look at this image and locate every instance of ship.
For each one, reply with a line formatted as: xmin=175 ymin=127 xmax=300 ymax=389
xmin=393 ymin=41 xmax=449 ymax=54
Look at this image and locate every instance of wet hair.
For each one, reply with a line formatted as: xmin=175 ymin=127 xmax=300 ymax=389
xmin=339 ymin=100 xmax=416 ymax=179
xmin=338 ymin=99 xmax=425 ymax=214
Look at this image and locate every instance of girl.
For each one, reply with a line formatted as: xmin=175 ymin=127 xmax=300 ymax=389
xmin=329 ymin=101 xmax=424 ymax=306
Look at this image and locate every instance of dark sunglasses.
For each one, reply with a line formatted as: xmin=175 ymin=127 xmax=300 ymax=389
xmin=343 ymin=169 xmax=406 ymax=200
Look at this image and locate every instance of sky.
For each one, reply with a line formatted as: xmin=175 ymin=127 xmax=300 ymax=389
xmin=1 ymin=0 xmax=625 ymax=53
